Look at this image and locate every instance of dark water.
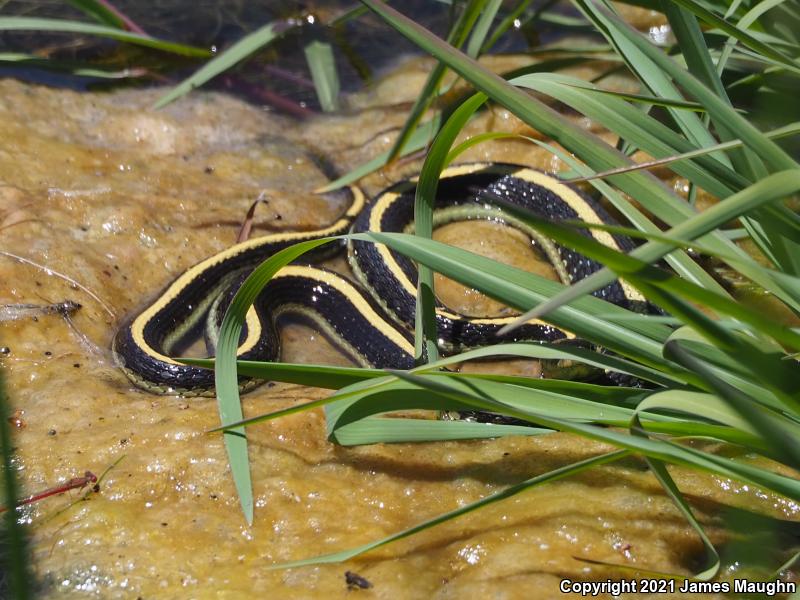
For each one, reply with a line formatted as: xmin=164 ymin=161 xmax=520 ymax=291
xmin=0 ymin=1 xmax=550 ymax=112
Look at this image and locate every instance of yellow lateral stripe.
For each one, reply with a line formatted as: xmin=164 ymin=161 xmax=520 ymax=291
xmin=131 ymin=305 xmax=262 ymax=366
xmin=130 ymin=186 xmax=364 ymax=365
xmin=510 ymin=168 xmax=645 ymax=303
xmin=275 ymin=265 xmax=415 ymax=355
xmin=369 ymin=163 xmax=561 ymax=327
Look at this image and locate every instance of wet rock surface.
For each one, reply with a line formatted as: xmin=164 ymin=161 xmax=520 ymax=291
xmin=0 ymin=59 xmax=794 ymax=598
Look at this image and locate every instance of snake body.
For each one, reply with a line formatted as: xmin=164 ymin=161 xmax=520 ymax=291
xmin=113 ymin=162 xmax=642 ymax=396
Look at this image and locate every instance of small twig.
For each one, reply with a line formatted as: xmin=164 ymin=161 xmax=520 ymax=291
xmin=236 ymin=192 xmax=271 ymax=243
xmin=263 ymin=64 xmax=316 ymax=89
xmin=221 ymin=75 xmax=316 ymax=119
xmin=94 ymin=0 xmax=149 ymax=35
xmin=566 ymin=122 xmax=800 ymax=183
xmin=0 ymin=251 xmax=115 ymax=318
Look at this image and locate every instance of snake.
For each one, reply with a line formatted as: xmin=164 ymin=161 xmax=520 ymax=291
xmin=112 ymin=162 xmax=643 ymax=396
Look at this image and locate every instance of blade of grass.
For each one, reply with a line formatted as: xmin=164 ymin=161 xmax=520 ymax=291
xmin=509 ymin=73 xmax=742 ymax=201
xmin=665 ymin=340 xmax=800 ymax=469
xmin=651 ymin=0 xmax=800 ymax=273
xmin=573 ymin=0 xmax=798 ymax=173
xmin=385 ymin=0 xmax=489 ymax=163
xmin=215 ymin=236 xmax=343 ymax=523
xmin=330 ymin=416 xmax=550 ymax=444
xmin=665 ymin=0 xmax=800 ymax=71
xmin=507 ymin=170 xmax=800 ymax=331
xmin=465 ymin=0 xmax=503 ymax=57
xmin=357 ymin=232 xmax=676 ymax=364
xmin=413 ymin=93 xmax=488 ymax=362
xmin=0 ymin=370 xmax=31 ymax=599
xmin=631 ymin=414 xmax=720 ymax=580
xmin=576 ymin=0 xmax=730 ymax=166
xmin=0 ymin=17 xmax=208 ymax=57
xmin=68 ymin=0 xmax=127 ymax=30
xmin=568 ymin=121 xmax=800 ymax=183
xmin=358 ymin=0 xmax=762 ymax=293
xmin=154 ymin=20 xmax=294 ymax=108
xmin=324 ymin=374 xmax=682 ymax=432
xmin=371 ymin=371 xmax=800 ymax=499
xmin=473 ymin=191 xmax=800 ymax=408
xmin=637 ymin=390 xmax=755 ymax=433
xmin=529 ymin=138 xmax=735 ymax=301
xmin=480 ymin=0 xmax=537 ymax=52
xmin=68 ymin=0 xmax=147 ymax=34
xmin=304 ymin=40 xmax=340 ymax=112
xmin=0 ymin=52 xmax=147 ymax=78
xmin=560 ymin=219 xmax=800 ymax=308
xmin=479 ymin=192 xmax=800 ymax=351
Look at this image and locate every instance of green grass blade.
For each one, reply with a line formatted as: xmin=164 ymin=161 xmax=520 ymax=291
xmin=322 ymin=374 xmax=681 ymax=436
xmin=0 ymin=371 xmax=32 ymax=599
xmin=154 ymin=21 xmax=291 ymax=108
xmin=484 ymin=200 xmax=800 ymax=350
xmin=648 ymin=0 xmax=800 ymax=273
xmin=474 ymin=197 xmax=800 ymax=404
xmin=577 ymin=86 xmax=708 ymax=110
xmin=330 ymin=416 xmax=549 ymax=444
xmin=465 ymin=0 xmax=503 ymax=57
xmin=574 ymin=0 xmax=798 ymax=173
xmin=357 ymin=0 xmax=679 ymax=201
xmin=480 ymin=0 xmax=535 ymax=52
xmin=0 ymin=16 xmax=209 ymax=57
xmin=661 ymin=0 xmax=728 ymax=99
xmin=304 ymin=40 xmax=340 ymax=112
xmin=510 ymin=170 xmax=800 ymax=330
xmin=209 ymin=339 xmax=677 ymax=434
xmin=574 ymin=0 xmax=727 ymax=164
xmin=364 ymin=371 xmax=800 ymax=499
xmin=190 ymin=336 xmax=678 ymax=398
xmin=385 ymin=0 xmax=488 ymax=163
xmin=421 ymin=342 xmax=680 ymax=386
xmin=632 ymin=414 xmax=720 ymax=580
xmin=665 ymin=340 xmax=800 ymax=469
xmin=414 ymin=93 xmax=488 ymax=362
xmin=67 ymin=0 xmax=126 ymax=29
xmin=0 ymin=52 xmax=147 ymax=78
xmin=531 ymin=138 xmax=733 ymax=299
xmin=637 ymin=390 xmax=754 ymax=432
xmin=562 ymin=219 xmax=800 ymax=308
xmin=214 ymin=236 xmax=341 ymax=523
xmin=355 ymin=232 xmax=675 ymax=364
xmin=510 ymin=73 xmax=741 ymax=203
xmin=667 ymin=0 xmax=800 ymax=71
xmin=182 ymin=358 xmax=381 ymax=389
xmin=664 ymin=333 xmax=788 ymax=412
xmin=627 ymin=279 xmax=800 ymax=408
xmin=357 ymin=0 xmax=756 ymax=284
xmin=568 ymin=122 xmax=800 ymax=185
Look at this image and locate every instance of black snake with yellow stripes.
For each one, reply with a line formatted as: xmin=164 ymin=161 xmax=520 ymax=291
xmin=113 ymin=162 xmax=643 ymax=396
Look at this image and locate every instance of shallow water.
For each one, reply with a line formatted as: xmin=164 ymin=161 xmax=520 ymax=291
xmin=0 ymin=51 xmax=797 ymax=599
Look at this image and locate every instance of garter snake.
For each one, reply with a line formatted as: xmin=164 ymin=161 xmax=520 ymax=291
xmin=113 ymin=162 xmax=643 ymax=396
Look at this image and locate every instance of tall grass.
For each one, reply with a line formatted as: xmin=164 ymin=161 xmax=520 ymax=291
xmin=204 ymin=0 xmax=800 ymax=579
